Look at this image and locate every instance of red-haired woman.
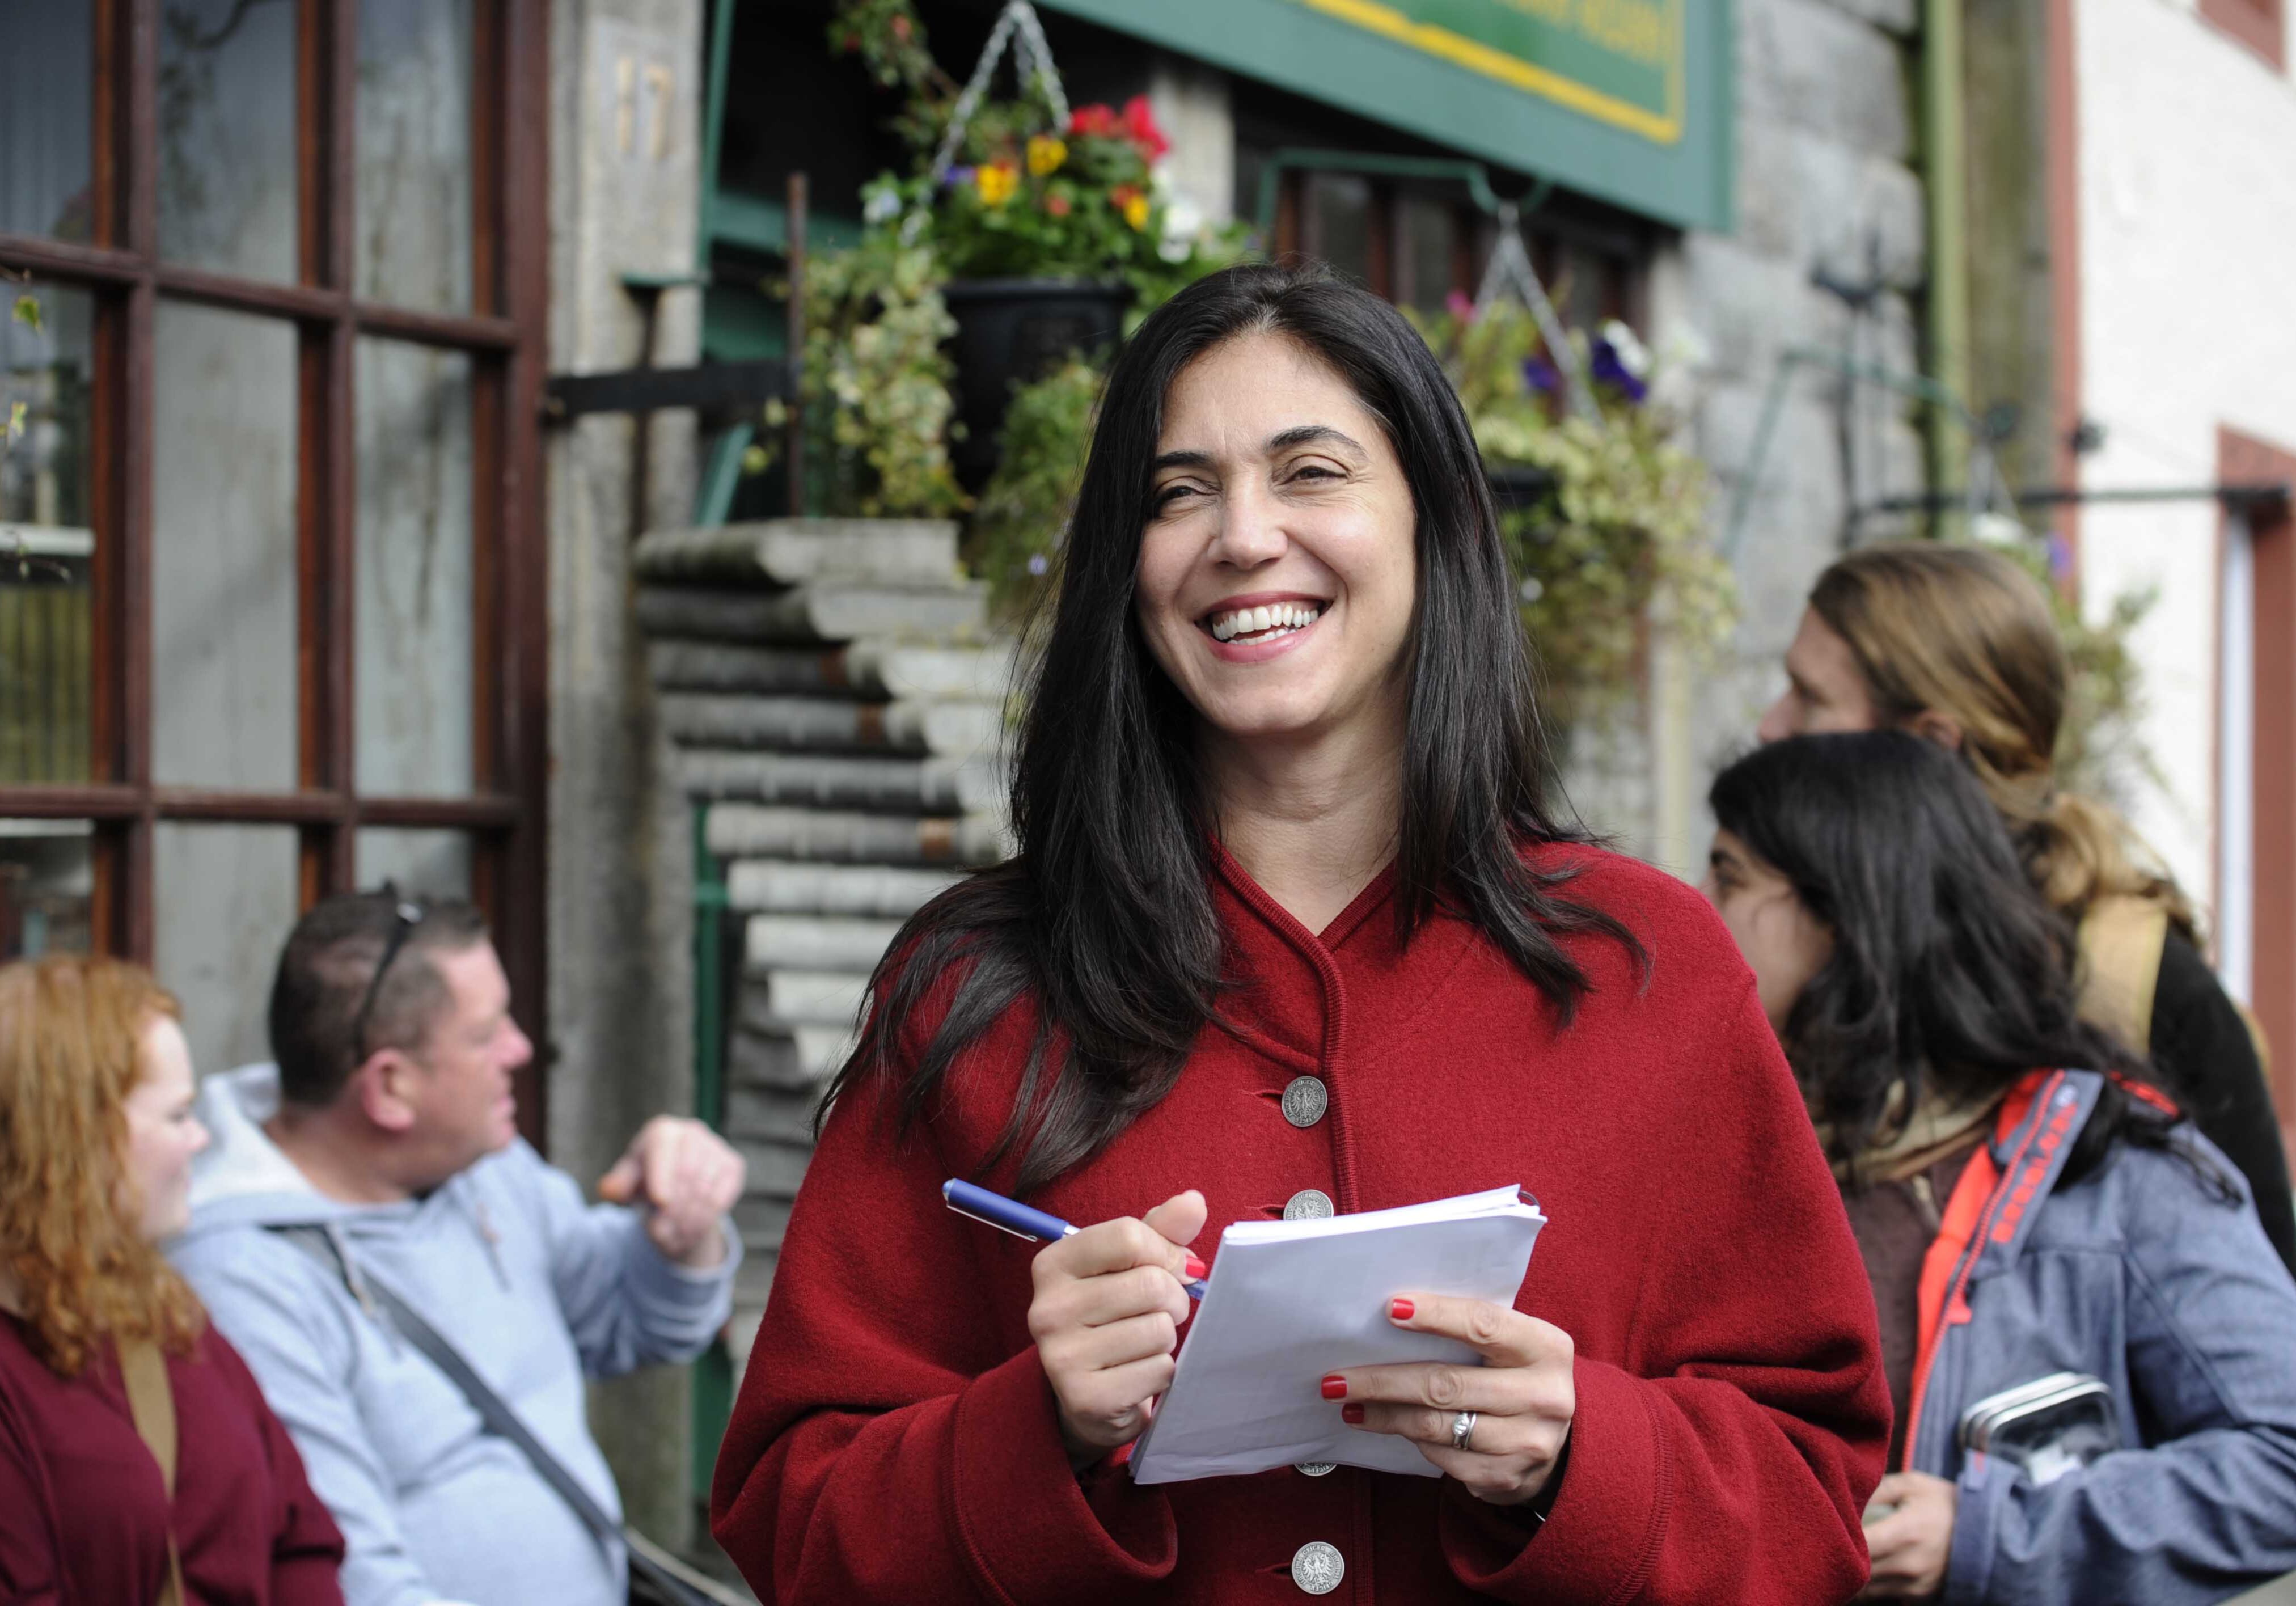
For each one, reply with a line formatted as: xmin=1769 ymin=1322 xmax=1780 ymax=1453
xmin=0 ymin=955 xmax=344 ymax=1605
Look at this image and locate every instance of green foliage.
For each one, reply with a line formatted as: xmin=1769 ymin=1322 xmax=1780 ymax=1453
xmin=12 ymin=297 xmax=40 ymax=334
xmin=1410 ymin=299 xmax=1733 ymax=715
xmin=1988 ymin=538 xmax=2161 ymax=806
xmin=829 ymin=0 xmax=1242 ymax=306
xmin=746 ymin=229 xmax=968 ymax=519
xmin=967 ymin=357 xmax=1102 ymax=620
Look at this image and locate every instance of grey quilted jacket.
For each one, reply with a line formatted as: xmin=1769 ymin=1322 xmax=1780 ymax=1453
xmin=1905 ymin=1068 xmax=2296 ymax=1604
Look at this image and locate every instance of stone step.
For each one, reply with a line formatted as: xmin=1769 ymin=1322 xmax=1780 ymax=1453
xmin=726 ymin=859 xmax=962 ymax=918
xmin=735 ymin=1137 xmax=819 ymax=1198
xmin=724 ymin=1082 xmax=819 ymax=1146
xmin=636 ymin=582 xmax=986 ymax=645
xmin=649 ymin=639 xmax=1016 ymax=703
xmin=739 ymin=967 xmax=869 ymax=1028
xmin=733 ymin=1193 xmax=794 ymax=1242
xmin=743 ymin=914 xmax=903 ymax=972
xmin=633 ymin=518 xmax=961 ymax=589
xmin=730 ymin=1020 xmax=853 ymax=1089
xmin=675 ymin=749 xmax=1004 ymax=815
xmin=662 ymin=692 xmax=1003 ymax=759
xmin=708 ymin=803 xmax=1005 ymax=867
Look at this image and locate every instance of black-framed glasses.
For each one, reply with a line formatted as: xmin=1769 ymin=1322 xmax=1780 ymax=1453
xmin=351 ymin=889 xmax=426 ymax=1059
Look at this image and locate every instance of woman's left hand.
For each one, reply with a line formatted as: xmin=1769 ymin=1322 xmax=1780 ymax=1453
xmin=1859 ymin=1471 xmax=1957 ymax=1599
xmin=1325 ymin=1294 xmax=1574 ymax=1506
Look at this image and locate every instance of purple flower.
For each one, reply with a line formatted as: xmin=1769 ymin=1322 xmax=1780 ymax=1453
xmin=1026 ymin=552 xmax=1049 ymax=577
xmin=1590 ymin=340 xmax=1648 ymax=403
xmin=2047 ymin=531 xmax=2075 ymax=584
xmin=1522 ymin=357 xmax=1561 ymax=395
xmin=944 ymin=166 xmax=976 ymax=189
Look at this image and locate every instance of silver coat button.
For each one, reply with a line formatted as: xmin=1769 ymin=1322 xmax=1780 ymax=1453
xmin=1294 ymin=1461 xmax=1336 ymax=1477
xmin=1291 ymin=1540 xmax=1344 ymax=1594
xmin=1283 ymin=1189 xmax=1334 ymax=1220
xmin=1280 ymin=1076 xmax=1329 ymax=1127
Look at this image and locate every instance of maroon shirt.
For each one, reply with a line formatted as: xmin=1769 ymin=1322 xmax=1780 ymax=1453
xmin=0 ymin=1310 xmax=344 ymax=1606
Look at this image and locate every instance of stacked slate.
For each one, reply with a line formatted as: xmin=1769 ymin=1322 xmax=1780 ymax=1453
xmin=637 ymin=519 xmax=1014 ymax=1361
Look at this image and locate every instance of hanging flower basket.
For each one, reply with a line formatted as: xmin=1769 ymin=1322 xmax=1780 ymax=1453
xmin=941 ymin=276 xmax=1128 ymax=485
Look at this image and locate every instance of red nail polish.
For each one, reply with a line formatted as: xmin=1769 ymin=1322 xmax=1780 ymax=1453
xmin=1390 ymin=1298 xmax=1415 ymax=1321
xmin=1320 ymin=1374 xmax=1347 ymax=1400
xmin=1341 ymin=1404 xmax=1365 ymax=1425
xmin=1184 ymin=1255 xmax=1208 ymax=1280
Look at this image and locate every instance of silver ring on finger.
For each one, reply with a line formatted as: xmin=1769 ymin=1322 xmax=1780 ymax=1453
xmin=1451 ymin=1410 xmax=1478 ymax=1452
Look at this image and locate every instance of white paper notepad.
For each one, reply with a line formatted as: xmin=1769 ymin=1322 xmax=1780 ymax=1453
xmin=1127 ymin=1184 xmax=1547 ymax=1484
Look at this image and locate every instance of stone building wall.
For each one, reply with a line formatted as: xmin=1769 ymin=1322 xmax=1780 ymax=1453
xmin=544 ymin=0 xmax=709 ymax=1550
xmin=1555 ymin=0 xmax=1933 ymax=870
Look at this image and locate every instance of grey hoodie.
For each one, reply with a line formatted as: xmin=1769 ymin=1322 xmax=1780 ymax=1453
xmin=170 ymin=1064 xmax=738 ymax=1606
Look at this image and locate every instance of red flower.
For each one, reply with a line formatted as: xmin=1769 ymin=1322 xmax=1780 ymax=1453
xmin=1068 ymin=103 xmax=1119 ymax=138
xmin=1045 ymin=191 xmax=1072 ymax=217
xmin=1120 ymin=95 xmax=1169 ymax=159
xmin=889 ymin=14 xmax=911 ymax=40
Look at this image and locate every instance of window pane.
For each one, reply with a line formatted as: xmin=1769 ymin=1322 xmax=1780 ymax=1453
xmin=159 ymin=0 xmax=298 ymax=281
xmin=152 ymin=302 xmax=298 ymax=790
xmin=356 ymin=340 xmax=473 ymax=797
xmin=0 ymin=7 xmax=94 ymax=240
xmin=357 ymin=0 xmax=475 ymax=312
xmin=154 ymin=822 xmax=297 ymax=1076
xmin=0 ymin=821 xmax=93 ymax=960
xmin=2 ymin=285 xmax=96 ymax=785
xmin=356 ymin=829 xmax=472 ymax=899
xmin=1399 ymin=196 xmax=1456 ymax=318
xmin=1308 ymin=174 xmax=1372 ymax=288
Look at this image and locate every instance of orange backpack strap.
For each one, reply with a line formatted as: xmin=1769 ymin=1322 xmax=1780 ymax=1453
xmin=1901 ymin=1070 xmax=2090 ymax=1469
xmin=118 ymin=1338 xmax=185 ymax=1606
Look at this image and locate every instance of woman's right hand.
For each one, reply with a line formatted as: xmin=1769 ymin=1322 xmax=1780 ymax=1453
xmin=1026 ymin=1189 xmax=1208 ymax=1465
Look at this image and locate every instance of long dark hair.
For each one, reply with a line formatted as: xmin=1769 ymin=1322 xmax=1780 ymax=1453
xmin=1709 ymin=732 xmax=2226 ymax=1194
xmin=824 ymin=263 xmax=1638 ymax=1192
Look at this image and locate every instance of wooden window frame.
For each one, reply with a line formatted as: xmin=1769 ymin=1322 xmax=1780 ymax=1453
xmin=0 ymin=0 xmax=553 ymax=1139
xmin=2224 ymin=427 xmax=2296 ymax=1169
xmin=2199 ymin=0 xmax=2285 ymax=72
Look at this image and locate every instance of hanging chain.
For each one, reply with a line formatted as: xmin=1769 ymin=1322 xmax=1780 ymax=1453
xmin=1473 ymin=204 xmax=1597 ymax=422
xmin=906 ymin=0 xmax=1070 ymax=241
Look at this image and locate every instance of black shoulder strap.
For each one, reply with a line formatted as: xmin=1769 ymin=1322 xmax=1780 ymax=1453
xmin=265 ymin=1225 xmax=748 ymax=1606
xmin=267 ymin=1226 xmax=747 ymax=1606
xmin=269 ymin=1224 xmax=623 ymax=1542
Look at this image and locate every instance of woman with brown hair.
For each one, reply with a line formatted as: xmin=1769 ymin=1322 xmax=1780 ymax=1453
xmin=1758 ymin=540 xmax=2296 ymax=1273
xmin=0 ymin=954 xmax=345 ymax=1605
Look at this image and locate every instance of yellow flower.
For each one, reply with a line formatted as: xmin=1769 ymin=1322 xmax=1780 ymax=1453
xmin=976 ymin=163 xmax=1018 ymax=206
xmin=1026 ymin=136 xmax=1067 ymax=176
xmin=1122 ymin=192 xmax=1151 ymax=231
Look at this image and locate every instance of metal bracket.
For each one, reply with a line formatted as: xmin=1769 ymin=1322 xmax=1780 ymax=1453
xmin=541 ymin=360 xmax=792 ymax=424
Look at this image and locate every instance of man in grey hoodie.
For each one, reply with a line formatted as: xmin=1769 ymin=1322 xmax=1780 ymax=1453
xmin=171 ymin=892 xmax=746 ymax=1606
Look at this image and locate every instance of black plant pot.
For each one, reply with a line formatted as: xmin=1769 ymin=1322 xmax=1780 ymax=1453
xmin=1486 ymin=463 xmax=1560 ymax=515
xmin=943 ymin=277 xmax=1130 ymax=488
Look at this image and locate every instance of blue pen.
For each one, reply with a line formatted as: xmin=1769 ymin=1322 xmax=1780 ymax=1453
xmin=942 ymin=1178 xmax=1208 ymax=1299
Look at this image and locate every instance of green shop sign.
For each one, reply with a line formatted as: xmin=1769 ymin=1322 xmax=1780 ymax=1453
xmin=1041 ymin=0 xmax=1732 ymax=231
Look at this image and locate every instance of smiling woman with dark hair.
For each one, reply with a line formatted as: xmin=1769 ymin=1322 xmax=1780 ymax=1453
xmin=713 ymin=263 xmax=1889 ymax=1605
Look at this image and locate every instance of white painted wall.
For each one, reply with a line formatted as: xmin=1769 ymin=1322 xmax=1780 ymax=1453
xmin=2075 ymin=0 xmax=2296 ymax=968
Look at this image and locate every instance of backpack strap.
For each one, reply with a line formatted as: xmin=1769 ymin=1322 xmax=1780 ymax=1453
xmin=2077 ymin=895 xmax=2170 ymax=1055
xmin=117 ymin=1338 xmax=185 ymax=1606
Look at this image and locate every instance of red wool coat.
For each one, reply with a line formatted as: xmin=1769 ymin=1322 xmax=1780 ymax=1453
xmin=713 ymin=844 xmax=1889 ymax=1604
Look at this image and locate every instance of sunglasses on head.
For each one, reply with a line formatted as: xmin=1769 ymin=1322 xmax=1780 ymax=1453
xmin=351 ymin=887 xmax=427 ymax=1059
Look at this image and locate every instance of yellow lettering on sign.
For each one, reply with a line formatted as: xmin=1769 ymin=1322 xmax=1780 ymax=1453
xmin=1574 ymin=0 xmax=1669 ymax=66
xmin=1496 ymin=0 xmax=1576 ymax=24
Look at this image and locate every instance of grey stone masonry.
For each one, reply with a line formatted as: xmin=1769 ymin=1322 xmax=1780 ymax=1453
xmin=638 ymin=518 xmax=1011 ymax=1353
